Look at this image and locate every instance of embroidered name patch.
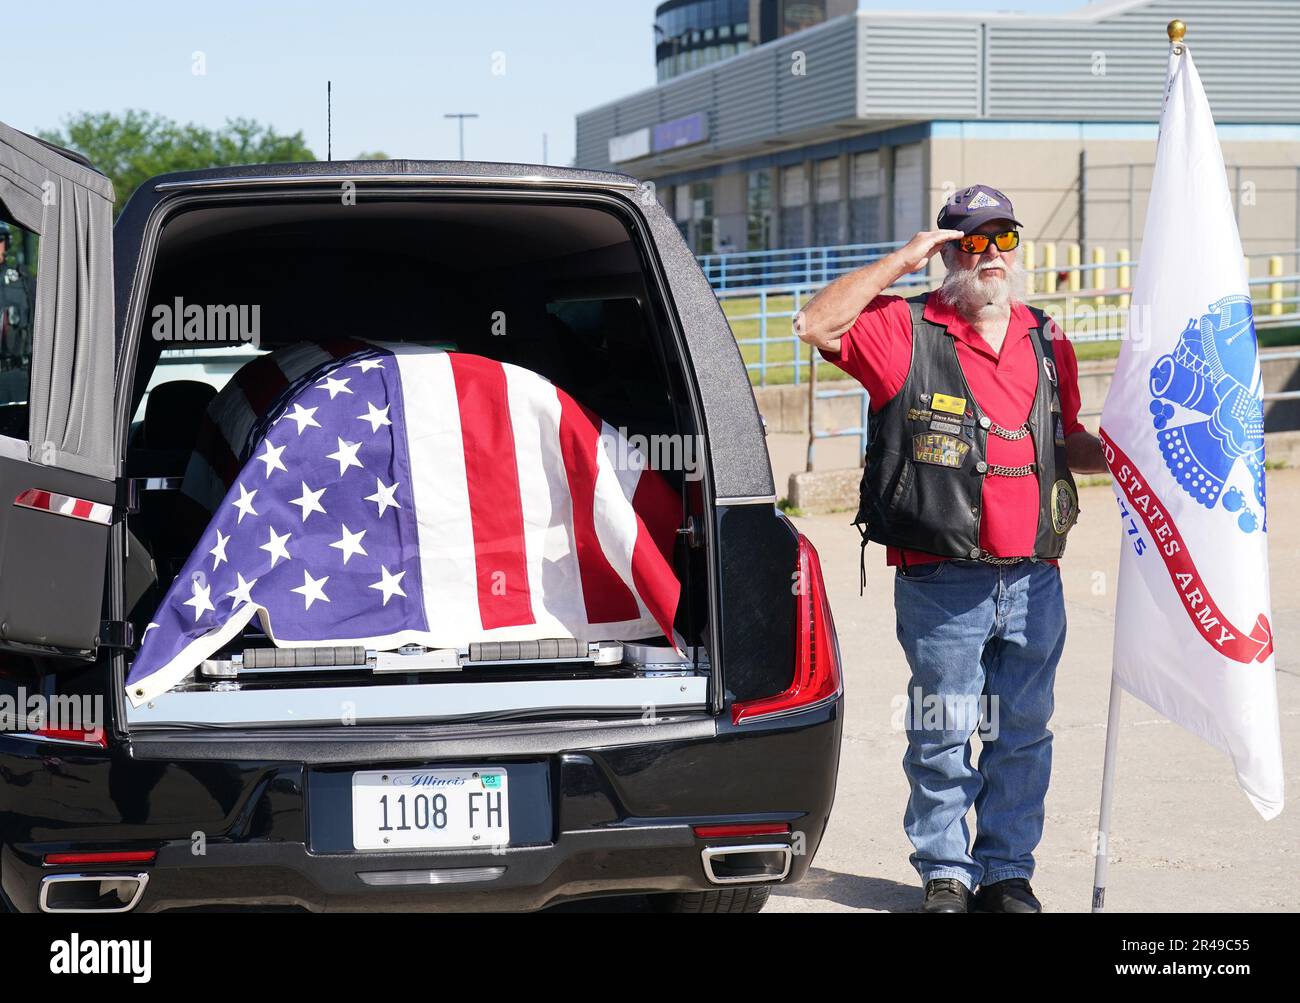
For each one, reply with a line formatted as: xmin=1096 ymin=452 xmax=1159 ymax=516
xmin=913 ymin=432 xmax=970 ymax=468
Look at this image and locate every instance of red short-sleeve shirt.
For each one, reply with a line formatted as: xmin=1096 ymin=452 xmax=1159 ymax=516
xmin=821 ymin=295 xmax=1085 ymax=566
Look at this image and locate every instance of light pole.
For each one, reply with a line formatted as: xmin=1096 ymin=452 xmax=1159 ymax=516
xmin=444 ymin=113 xmax=479 ymax=161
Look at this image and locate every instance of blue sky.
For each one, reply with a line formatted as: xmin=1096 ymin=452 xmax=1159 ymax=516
xmin=8 ymin=0 xmax=1083 ymax=165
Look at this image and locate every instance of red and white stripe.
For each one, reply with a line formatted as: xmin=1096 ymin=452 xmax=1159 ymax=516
xmin=392 ymin=347 xmax=681 ymax=647
xmin=14 ymin=488 xmax=112 ymax=525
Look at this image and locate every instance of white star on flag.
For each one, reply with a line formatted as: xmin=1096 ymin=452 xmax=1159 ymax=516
xmin=183 ymin=580 xmax=215 ymax=621
xmin=291 ymin=481 xmax=328 ymax=522
xmin=284 ymin=403 xmax=321 ymax=435
xmin=318 ymin=375 xmax=354 ymax=399
xmin=365 ymin=478 xmax=401 ymax=518
xmin=260 ymin=525 xmax=292 ymax=567
xmin=209 ymin=529 xmax=230 ymax=569
xmin=350 ymin=359 xmax=385 ymax=373
xmin=326 ymin=437 xmax=364 ymax=476
xmin=226 ymin=572 xmax=258 ymax=608
xmin=357 ymin=402 xmax=392 ymax=433
xmin=258 ymin=440 xmax=288 ymax=477
xmin=330 ymin=524 xmax=368 ymax=565
xmin=291 ymin=569 xmax=331 ymax=610
xmin=369 ymin=565 xmax=407 ymax=606
xmin=231 ymin=483 xmax=258 ymax=523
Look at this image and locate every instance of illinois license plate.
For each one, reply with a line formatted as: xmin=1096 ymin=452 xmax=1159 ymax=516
xmin=351 ymin=768 xmax=510 ymax=851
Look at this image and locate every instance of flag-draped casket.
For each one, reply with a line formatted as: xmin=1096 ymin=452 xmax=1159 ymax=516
xmin=127 ymin=345 xmax=682 ymax=706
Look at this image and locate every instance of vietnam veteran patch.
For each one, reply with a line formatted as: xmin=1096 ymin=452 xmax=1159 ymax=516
xmin=913 ymin=432 xmax=971 ymax=468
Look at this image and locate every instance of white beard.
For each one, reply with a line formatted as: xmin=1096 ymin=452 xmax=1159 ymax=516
xmin=937 ymin=256 xmax=1027 ymax=320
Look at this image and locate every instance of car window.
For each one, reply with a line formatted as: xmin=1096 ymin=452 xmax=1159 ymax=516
xmin=0 ymin=211 xmax=38 ymax=443
xmin=131 ymin=344 xmax=266 ymax=425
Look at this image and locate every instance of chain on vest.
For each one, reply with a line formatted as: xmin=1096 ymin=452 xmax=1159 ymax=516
xmin=854 ymin=293 xmax=1079 ymax=576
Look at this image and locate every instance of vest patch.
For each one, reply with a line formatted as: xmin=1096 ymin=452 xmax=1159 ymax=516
xmin=913 ymin=432 xmax=970 ymax=468
xmin=1051 ymin=479 xmax=1079 ymax=534
xmin=931 ymin=393 xmax=967 ymax=416
xmin=856 ymin=294 xmax=1077 ymax=562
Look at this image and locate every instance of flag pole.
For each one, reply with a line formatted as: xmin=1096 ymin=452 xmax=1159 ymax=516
xmin=1091 ymin=675 xmax=1123 ymax=912
xmin=1090 ymin=16 xmax=1187 ymax=915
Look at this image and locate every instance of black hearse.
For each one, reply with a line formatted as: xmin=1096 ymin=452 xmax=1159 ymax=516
xmin=0 ymin=120 xmax=842 ymax=913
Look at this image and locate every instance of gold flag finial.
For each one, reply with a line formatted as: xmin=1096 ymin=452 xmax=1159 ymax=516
xmin=1168 ymin=19 xmax=1187 ymax=43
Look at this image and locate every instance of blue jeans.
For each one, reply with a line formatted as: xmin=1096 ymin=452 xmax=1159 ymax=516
xmin=893 ymin=558 xmax=1066 ymax=891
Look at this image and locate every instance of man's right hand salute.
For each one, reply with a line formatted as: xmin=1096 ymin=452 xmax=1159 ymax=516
xmin=794 ymin=229 xmax=964 ymax=355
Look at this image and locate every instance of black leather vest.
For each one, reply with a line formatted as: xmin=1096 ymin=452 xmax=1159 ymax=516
xmin=854 ymin=293 xmax=1079 ymax=563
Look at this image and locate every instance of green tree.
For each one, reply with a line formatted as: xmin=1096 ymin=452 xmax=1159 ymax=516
xmin=354 ymin=151 xmax=392 ymax=160
xmin=40 ymin=110 xmax=316 ymax=215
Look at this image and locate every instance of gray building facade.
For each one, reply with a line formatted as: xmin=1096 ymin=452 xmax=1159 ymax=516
xmin=580 ymin=0 xmax=1300 ymax=261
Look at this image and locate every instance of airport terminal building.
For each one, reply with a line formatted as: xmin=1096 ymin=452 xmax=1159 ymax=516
xmin=578 ymin=0 xmax=1300 ymax=260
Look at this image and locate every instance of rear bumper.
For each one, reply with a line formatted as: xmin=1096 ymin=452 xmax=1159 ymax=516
xmin=6 ymin=827 xmax=796 ymax=913
xmin=0 ymin=701 xmax=842 ymax=912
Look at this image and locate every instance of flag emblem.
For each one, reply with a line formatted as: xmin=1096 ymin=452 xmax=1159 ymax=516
xmin=966 ymin=190 xmax=1001 ymax=209
xmin=1148 ymin=294 xmax=1266 ymax=532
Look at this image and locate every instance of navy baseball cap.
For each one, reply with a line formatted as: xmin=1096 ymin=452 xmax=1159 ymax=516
xmin=937 ymin=185 xmax=1023 ymax=234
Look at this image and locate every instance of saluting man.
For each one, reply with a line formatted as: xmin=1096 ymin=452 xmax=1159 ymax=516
xmin=796 ymin=185 xmax=1108 ymax=913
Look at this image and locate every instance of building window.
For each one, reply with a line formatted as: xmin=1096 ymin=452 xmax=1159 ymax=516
xmin=655 ymin=0 xmax=753 ymax=81
xmin=746 ymin=170 xmax=773 ymax=251
xmin=780 ymin=164 xmax=807 ymax=248
xmin=690 ymin=181 xmax=716 ymax=254
xmin=892 ymin=143 xmax=924 ymax=242
xmin=813 ymin=157 xmax=842 ymax=246
xmin=850 ymin=151 xmax=884 ymax=244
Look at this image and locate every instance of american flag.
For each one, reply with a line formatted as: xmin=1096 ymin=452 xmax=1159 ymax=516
xmin=127 ymin=345 xmax=682 ymax=706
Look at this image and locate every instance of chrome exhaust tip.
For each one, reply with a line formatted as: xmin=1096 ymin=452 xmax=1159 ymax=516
xmin=701 ymin=843 xmax=793 ymax=885
xmin=39 ymin=872 xmax=149 ymax=913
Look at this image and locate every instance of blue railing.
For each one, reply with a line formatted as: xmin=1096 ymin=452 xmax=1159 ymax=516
xmin=698 ymin=240 xmax=905 ymax=292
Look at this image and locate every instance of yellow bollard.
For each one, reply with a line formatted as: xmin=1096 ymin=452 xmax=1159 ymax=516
xmin=1117 ymin=249 xmax=1132 ymax=311
xmin=1269 ymin=255 xmax=1284 ymax=317
xmin=1043 ymin=243 xmax=1058 ymax=294
xmin=1068 ymin=244 xmax=1082 ymax=293
xmin=1092 ymin=246 xmax=1107 ymax=309
xmin=1023 ymin=240 xmax=1036 ymax=296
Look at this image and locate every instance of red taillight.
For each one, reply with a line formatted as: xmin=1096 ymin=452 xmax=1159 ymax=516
xmin=693 ymin=822 xmax=792 ymax=838
xmin=731 ymin=534 xmax=842 ymax=725
xmin=34 ymin=727 xmax=107 ymax=748
xmin=44 ymin=850 xmax=156 ymax=866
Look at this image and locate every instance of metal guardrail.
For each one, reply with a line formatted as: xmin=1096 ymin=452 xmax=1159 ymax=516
xmin=699 ymin=241 xmax=906 ymax=292
xmin=720 ymin=246 xmax=1300 ymax=390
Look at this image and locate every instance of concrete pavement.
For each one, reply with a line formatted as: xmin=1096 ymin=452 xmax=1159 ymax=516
xmin=765 ymin=457 xmax=1300 ymax=913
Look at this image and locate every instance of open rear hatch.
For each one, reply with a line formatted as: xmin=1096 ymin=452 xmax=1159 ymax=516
xmin=117 ymin=187 xmax=715 ymax=731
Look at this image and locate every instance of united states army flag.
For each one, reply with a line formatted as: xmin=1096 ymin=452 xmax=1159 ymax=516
xmin=1098 ymin=43 xmax=1284 ymax=819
